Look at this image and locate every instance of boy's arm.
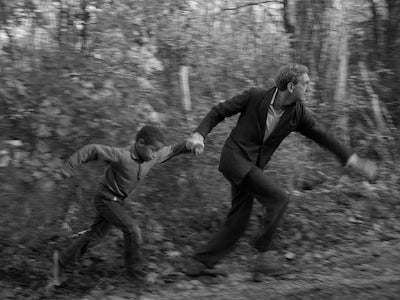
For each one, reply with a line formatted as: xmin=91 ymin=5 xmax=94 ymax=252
xmin=60 ymin=144 xmax=122 ymax=177
xmin=155 ymin=141 xmax=191 ymax=165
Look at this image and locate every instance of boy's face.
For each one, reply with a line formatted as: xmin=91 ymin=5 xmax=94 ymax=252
xmin=135 ymin=139 xmax=164 ymax=162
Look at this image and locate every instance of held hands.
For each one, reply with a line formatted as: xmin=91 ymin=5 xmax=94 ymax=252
xmin=186 ymin=132 xmax=205 ymax=156
xmin=347 ymin=154 xmax=378 ymax=182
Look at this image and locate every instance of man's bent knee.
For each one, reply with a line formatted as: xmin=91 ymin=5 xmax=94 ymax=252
xmin=280 ymin=192 xmax=290 ymax=208
xmin=126 ymin=223 xmax=143 ymax=246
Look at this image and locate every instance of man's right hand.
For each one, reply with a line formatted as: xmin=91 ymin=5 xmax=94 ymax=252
xmin=347 ymin=154 xmax=378 ymax=183
xmin=54 ymin=168 xmax=71 ymax=182
xmin=186 ymin=132 xmax=205 ymax=156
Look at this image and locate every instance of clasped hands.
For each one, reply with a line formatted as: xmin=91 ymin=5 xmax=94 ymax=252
xmin=186 ymin=132 xmax=204 ymax=156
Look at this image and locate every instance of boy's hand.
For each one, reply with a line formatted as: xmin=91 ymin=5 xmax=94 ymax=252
xmin=186 ymin=132 xmax=205 ymax=156
xmin=192 ymin=143 xmax=204 ymax=156
xmin=347 ymin=154 xmax=378 ymax=182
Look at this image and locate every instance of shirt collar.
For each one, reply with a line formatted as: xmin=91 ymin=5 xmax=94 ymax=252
xmin=270 ymin=87 xmax=278 ymax=106
xmin=269 ymin=88 xmax=285 ymax=116
xmin=129 ymin=142 xmax=141 ymax=161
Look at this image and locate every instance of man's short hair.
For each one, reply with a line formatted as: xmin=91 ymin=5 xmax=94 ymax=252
xmin=274 ymin=64 xmax=309 ymax=91
xmin=135 ymin=125 xmax=166 ymax=145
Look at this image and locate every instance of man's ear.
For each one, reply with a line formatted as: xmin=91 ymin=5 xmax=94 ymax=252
xmin=287 ymin=82 xmax=294 ymax=93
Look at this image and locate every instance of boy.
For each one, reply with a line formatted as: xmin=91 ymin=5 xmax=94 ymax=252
xmin=49 ymin=125 xmax=203 ymax=286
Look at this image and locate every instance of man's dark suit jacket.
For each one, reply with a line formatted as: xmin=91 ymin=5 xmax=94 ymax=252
xmin=195 ymin=87 xmax=353 ymax=185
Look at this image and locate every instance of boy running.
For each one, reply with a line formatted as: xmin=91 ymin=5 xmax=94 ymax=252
xmin=49 ymin=125 xmax=203 ymax=286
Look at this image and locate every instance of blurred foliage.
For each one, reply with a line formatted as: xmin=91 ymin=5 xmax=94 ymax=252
xmin=0 ymin=0 xmax=399 ymax=263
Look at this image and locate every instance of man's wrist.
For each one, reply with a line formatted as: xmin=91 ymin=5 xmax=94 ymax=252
xmin=60 ymin=168 xmax=71 ymax=178
xmin=192 ymin=132 xmax=204 ymax=143
xmin=345 ymin=153 xmax=359 ymax=168
xmin=345 ymin=153 xmax=378 ymax=182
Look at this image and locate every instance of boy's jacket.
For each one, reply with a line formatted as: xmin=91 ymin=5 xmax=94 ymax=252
xmin=61 ymin=142 xmax=189 ymax=199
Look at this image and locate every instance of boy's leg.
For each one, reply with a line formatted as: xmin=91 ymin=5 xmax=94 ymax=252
xmin=48 ymin=209 xmax=111 ymax=289
xmin=99 ymin=200 xmax=143 ymax=277
xmin=58 ymin=213 xmax=111 ymax=267
xmin=190 ymin=183 xmax=254 ymax=271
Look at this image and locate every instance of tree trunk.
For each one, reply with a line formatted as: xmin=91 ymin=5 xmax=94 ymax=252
xmin=333 ymin=0 xmax=350 ymax=142
xmin=179 ymin=66 xmax=191 ymax=112
xmin=358 ymin=61 xmax=389 ymax=135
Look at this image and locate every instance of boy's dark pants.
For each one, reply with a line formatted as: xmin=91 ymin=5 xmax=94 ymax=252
xmin=58 ymin=194 xmax=142 ymax=273
xmin=194 ymin=166 xmax=289 ymax=267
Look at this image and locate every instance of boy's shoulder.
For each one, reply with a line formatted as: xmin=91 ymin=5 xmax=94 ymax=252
xmin=117 ymin=145 xmax=134 ymax=157
xmin=92 ymin=144 xmax=129 ymax=153
xmin=97 ymin=144 xmax=132 ymax=158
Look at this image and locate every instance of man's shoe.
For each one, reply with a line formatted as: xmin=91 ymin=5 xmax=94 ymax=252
xmin=252 ymin=251 xmax=289 ymax=281
xmin=126 ymin=268 xmax=146 ymax=281
xmin=184 ymin=258 xmax=226 ymax=277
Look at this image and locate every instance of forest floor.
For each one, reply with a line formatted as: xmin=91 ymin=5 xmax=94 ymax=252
xmin=1 ymin=174 xmax=400 ymax=300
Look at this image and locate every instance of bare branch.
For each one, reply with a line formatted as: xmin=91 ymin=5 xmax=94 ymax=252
xmin=222 ymin=0 xmax=283 ymax=11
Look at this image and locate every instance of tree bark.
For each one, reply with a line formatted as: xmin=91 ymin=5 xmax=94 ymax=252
xmin=333 ymin=0 xmax=350 ymax=142
xmin=358 ymin=61 xmax=389 ymax=135
xmin=179 ymin=66 xmax=191 ymax=112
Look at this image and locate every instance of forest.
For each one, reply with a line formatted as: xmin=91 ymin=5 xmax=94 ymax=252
xmin=1 ymin=0 xmax=400 ymax=299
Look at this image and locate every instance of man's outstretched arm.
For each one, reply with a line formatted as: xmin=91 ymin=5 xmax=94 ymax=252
xmin=297 ymin=106 xmax=378 ymax=182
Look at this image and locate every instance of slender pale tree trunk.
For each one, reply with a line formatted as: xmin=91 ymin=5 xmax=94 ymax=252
xmin=333 ymin=0 xmax=350 ymax=142
xmin=179 ymin=66 xmax=191 ymax=112
xmin=358 ymin=61 xmax=389 ymax=135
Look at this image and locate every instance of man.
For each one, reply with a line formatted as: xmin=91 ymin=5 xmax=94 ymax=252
xmin=185 ymin=64 xmax=377 ymax=278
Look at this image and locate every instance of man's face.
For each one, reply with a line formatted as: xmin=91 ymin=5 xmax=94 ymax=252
xmin=136 ymin=139 xmax=164 ymax=162
xmin=292 ymin=73 xmax=311 ymax=102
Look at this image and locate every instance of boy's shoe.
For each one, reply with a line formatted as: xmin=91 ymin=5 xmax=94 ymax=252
xmin=184 ymin=258 xmax=226 ymax=277
xmin=252 ymin=251 xmax=290 ymax=281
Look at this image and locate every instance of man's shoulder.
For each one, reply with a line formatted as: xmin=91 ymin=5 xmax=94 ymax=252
xmin=248 ymin=86 xmax=273 ymax=94
xmin=247 ymin=86 xmax=275 ymax=100
xmin=294 ymin=101 xmax=315 ymax=115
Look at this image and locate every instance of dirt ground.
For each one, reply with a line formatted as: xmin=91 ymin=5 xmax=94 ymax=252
xmin=1 ymin=238 xmax=400 ymax=300
xmin=1 ymin=181 xmax=400 ymax=300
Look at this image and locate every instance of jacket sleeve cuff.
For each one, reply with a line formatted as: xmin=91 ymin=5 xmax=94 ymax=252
xmin=345 ymin=153 xmax=359 ymax=168
xmin=192 ymin=132 xmax=204 ymax=142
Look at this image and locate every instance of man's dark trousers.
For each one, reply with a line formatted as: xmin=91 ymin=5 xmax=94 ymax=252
xmin=58 ymin=194 xmax=142 ymax=272
xmin=194 ymin=166 xmax=289 ymax=267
